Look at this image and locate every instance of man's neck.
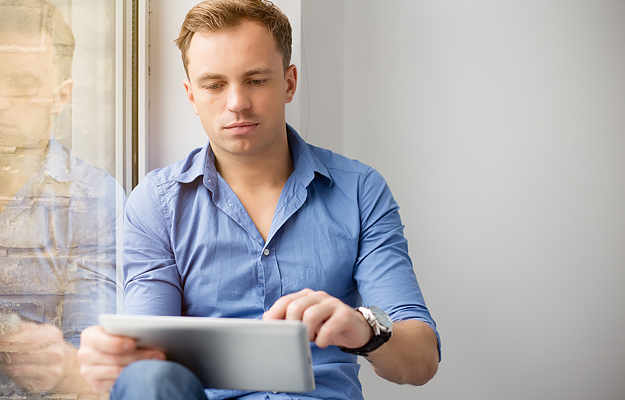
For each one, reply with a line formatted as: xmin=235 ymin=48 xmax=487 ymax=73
xmin=213 ymin=141 xmax=293 ymax=193
xmin=212 ymin=137 xmax=294 ymax=242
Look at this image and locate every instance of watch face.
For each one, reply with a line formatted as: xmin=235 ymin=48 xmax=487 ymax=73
xmin=369 ymin=306 xmax=393 ymax=332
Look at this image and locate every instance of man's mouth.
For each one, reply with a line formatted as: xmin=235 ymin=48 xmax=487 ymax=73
xmin=223 ymin=122 xmax=259 ymax=135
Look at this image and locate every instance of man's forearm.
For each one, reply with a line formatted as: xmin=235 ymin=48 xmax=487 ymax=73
xmin=365 ymin=320 xmax=439 ymax=386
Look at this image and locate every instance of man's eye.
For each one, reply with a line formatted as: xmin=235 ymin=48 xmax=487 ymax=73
xmin=204 ymin=84 xmax=223 ymax=90
xmin=249 ymin=79 xmax=266 ymax=85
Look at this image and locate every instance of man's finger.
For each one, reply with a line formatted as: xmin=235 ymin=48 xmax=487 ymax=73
xmin=316 ymin=307 xmax=373 ymax=349
xmin=77 ymin=343 xmax=164 ymax=367
xmin=263 ymin=288 xmax=314 ymax=320
xmin=283 ymin=293 xmax=329 ymax=322
xmin=80 ymin=325 xmax=137 ymax=355
xmin=79 ymin=347 xmax=165 ymax=393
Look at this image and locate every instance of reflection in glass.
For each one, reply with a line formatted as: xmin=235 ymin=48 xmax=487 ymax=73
xmin=0 ymin=0 xmax=123 ymax=397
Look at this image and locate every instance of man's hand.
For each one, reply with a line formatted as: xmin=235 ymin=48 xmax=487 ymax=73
xmin=0 ymin=321 xmax=77 ymax=392
xmin=263 ymin=289 xmax=373 ymax=349
xmin=77 ymin=325 xmax=166 ymax=393
xmin=264 ymin=289 xmax=439 ymax=386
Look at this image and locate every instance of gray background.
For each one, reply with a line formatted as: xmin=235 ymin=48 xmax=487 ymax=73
xmin=148 ymin=1 xmax=625 ymax=399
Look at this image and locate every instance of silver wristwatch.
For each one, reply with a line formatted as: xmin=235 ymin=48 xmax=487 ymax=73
xmin=338 ymin=306 xmax=393 ymax=356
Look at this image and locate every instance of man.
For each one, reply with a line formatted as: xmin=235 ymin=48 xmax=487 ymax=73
xmin=78 ymin=1 xmax=440 ymax=399
xmin=0 ymin=0 xmax=121 ymax=396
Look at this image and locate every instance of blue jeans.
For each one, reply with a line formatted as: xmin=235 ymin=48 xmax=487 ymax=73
xmin=111 ymin=360 xmax=208 ymax=400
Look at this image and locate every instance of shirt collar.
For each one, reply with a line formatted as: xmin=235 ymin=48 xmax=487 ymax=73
xmin=171 ymin=139 xmax=215 ymax=190
xmin=176 ymin=124 xmax=333 ymax=191
xmin=286 ymin=124 xmax=332 ymax=187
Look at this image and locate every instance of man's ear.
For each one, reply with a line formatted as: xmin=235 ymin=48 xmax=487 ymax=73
xmin=183 ymin=79 xmax=199 ymax=115
xmin=285 ymin=64 xmax=297 ymax=104
xmin=52 ymin=79 xmax=73 ymax=114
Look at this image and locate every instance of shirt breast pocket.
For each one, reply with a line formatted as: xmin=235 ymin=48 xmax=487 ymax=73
xmin=277 ymin=222 xmax=359 ymax=302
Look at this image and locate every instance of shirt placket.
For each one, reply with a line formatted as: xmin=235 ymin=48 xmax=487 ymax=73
xmin=211 ymin=172 xmax=312 ymax=313
xmin=261 ymin=183 xmax=309 ymax=310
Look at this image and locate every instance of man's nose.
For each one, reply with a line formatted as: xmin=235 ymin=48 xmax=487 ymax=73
xmin=226 ymin=84 xmax=251 ymax=113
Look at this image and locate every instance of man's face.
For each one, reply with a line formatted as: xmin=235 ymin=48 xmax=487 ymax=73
xmin=0 ymin=33 xmax=72 ymax=150
xmin=183 ymin=19 xmax=297 ymax=161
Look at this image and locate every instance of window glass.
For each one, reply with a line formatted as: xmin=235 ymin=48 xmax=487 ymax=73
xmin=0 ymin=0 xmax=123 ymax=396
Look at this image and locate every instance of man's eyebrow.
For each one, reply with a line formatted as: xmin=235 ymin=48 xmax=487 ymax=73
xmin=243 ymin=68 xmax=274 ymax=77
xmin=195 ymin=68 xmax=274 ymax=84
xmin=196 ymin=73 xmax=225 ymax=83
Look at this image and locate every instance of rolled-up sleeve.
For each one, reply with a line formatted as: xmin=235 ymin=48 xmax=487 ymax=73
xmin=353 ymin=166 xmax=441 ymax=358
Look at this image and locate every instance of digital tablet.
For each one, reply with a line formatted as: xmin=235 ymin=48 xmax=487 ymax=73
xmin=99 ymin=314 xmax=315 ymax=393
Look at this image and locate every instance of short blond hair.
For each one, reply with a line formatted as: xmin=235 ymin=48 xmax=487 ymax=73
xmin=175 ymin=0 xmax=292 ymax=77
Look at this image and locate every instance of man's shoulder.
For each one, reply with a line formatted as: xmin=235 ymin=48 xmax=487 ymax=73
xmin=144 ymin=146 xmax=205 ymax=187
xmin=304 ymin=142 xmax=373 ymax=177
xmin=302 ymin=142 xmax=390 ymax=195
xmin=127 ymin=145 xmax=206 ymax=213
xmin=300 ymin=141 xmax=391 ymax=199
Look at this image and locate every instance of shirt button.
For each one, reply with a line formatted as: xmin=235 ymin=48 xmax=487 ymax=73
xmin=263 ymin=249 xmax=270 ymax=256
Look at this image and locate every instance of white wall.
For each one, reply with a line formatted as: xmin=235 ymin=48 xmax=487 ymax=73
xmin=148 ymin=0 xmax=205 ymax=170
xmin=149 ymin=1 xmax=625 ymax=399
xmin=341 ymin=1 xmax=625 ymax=399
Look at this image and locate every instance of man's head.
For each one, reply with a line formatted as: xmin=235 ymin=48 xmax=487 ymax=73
xmin=178 ymin=1 xmax=297 ymax=162
xmin=175 ymin=0 xmax=292 ymax=77
xmin=0 ymin=0 xmax=74 ymax=149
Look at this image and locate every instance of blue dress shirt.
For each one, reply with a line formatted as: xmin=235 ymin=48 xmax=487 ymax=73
xmin=122 ymin=126 xmax=440 ymax=400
